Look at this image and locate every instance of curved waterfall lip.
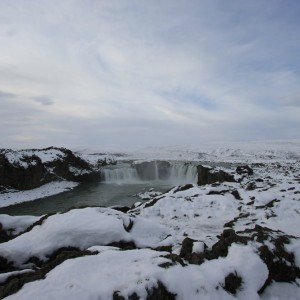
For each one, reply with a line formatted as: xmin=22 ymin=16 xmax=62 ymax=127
xmin=101 ymin=160 xmax=198 ymax=185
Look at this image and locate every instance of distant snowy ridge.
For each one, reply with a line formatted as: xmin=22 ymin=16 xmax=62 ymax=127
xmin=75 ymin=139 xmax=300 ymax=163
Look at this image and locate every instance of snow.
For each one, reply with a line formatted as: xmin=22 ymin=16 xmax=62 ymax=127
xmin=2 ymin=148 xmax=65 ymax=168
xmin=74 ymin=139 xmax=300 ymax=163
xmin=3 ymin=244 xmax=269 ymax=300
xmin=0 ymin=181 xmax=78 ymax=208
xmin=0 ymin=269 xmax=34 ymax=284
xmin=285 ymin=240 xmax=300 ymax=267
xmin=192 ymin=241 xmax=205 ymax=254
xmin=131 ymin=184 xmax=240 ymax=248
xmin=0 ymin=207 xmax=171 ymax=267
xmin=0 ymin=214 xmax=41 ymax=235
xmin=261 ymin=280 xmax=300 ymax=300
xmin=68 ymin=166 xmax=91 ymax=176
xmin=160 ymin=244 xmax=268 ymax=300
xmin=4 ymin=248 xmax=169 ymax=300
xmin=134 ymin=188 xmax=163 ymax=200
xmin=1 ymin=141 xmax=300 ymax=299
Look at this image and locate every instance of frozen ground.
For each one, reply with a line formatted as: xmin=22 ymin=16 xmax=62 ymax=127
xmin=0 ymin=140 xmax=300 ymax=299
xmin=75 ymin=139 xmax=300 ymax=163
xmin=0 ymin=181 xmax=78 ymax=208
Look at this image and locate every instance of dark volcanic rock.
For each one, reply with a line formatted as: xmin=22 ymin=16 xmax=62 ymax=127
xmin=180 ymin=237 xmax=197 ymax=259
xmin=197 ymin=165 xmax=236 ymax=185
xmin=0 ymin=154 xmax=49 ymax=190
xmin=43 ymin=147 xmax=99 ymax=182
xmin=0 ymin=147 xmax=99 ymax=191
xmin=180 ymin=226 xmax=300 ymax=292
xmin=172 ymin=184 xmax=194 ymax=193
xmin=113 ymin=282 xmax=176 ymax=300
xmin=147 ymin=282 xmax=176 ymax=300
xmin=236 ymin=165 xmax=254 ymax=176
xmin=223 ymin=272 xmax=242 ymax=295
xmin=0 ymin=223 xmax=10 ymax=243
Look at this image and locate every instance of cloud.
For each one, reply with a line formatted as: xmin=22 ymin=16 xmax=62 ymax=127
xmin=0 ymin=0 xmax=300 ymax=148
xmin=32 ymin=96 xmax=54 ymax=106
xmin=0 ymin=90 xmax=16 ymax=99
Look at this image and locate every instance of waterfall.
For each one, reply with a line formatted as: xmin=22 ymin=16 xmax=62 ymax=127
xmin=101 ymin=168 xmax=139 ymax=184
xmin=169 ymin=163 xmax=197 ymax=184
xmin=101 ymin=160 xmax=198 ymax=184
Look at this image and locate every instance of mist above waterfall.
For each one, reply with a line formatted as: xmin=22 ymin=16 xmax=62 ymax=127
xmin=101 ymin=160 xmax=197 ymax=185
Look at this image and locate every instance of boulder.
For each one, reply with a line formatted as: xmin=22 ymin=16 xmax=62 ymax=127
xmin=197 ymin=165 xmax=236 ymax=185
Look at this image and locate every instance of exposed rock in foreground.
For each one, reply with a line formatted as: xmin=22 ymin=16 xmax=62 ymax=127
xmin=0 ymin=147 xmax=100 ymax=191
xmin=0 ymin=157 xmax=299 ymax=299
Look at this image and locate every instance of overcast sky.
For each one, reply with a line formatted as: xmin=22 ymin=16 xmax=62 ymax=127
xmin=1 ymin=0 xmax=300 ymax=149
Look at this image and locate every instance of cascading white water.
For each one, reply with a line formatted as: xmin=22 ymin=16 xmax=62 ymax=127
xmin=169 ymin=163 xmax=197 ymax=184
xmin=101 ymin=168 xmax=139 ymax=184
xmin=101 ymin=161 xmax=197 ymax=184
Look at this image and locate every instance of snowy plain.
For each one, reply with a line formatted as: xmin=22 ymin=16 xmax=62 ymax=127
xmin=0 ymin=140 xmax=300 ymax=299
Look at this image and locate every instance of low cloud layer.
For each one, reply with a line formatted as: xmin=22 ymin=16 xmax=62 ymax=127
xmin=0 ymin=1 xmax=300 ymax=148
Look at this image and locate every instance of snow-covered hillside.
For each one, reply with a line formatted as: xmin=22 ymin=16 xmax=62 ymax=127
xmin=0 ymin=149 xmax=300 ymax=299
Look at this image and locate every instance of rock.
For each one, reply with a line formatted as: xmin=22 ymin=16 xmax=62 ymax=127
xmin=197 ymin=165 xmax=236 ymax=185
xmin=230 ymin=189 xmax=242 ymax=200
xmin=0 ymin=255 xmax=14 ymax=273
xmin=147 ymin=282 xmax=176 ymax=300
xmin=0 ymin=154 xmax=49 ymax=190
xmin=180 ymin=237 xmax=196 ymax=259
xmin=207 ymin=189 xmax=242 ymax=200
xmin=113 ymin=282 xmax=176 ymax=300
xmin=0 ymin=247 xmax=96 ymax=299
xmin=43 ymin=147 xmax=99 ymax=182
xmin=223 ymin=272 xmax=242 ymax=295
xmin=0 ymin=147 xmax=100 ymax=191
xmin=245 ymin=182 xmax=257 ymax=190
xmin=112 ymin=206 xmax=131 ymax=213
xmin=172 ymin=184 xmax=194 ymax=193
xmin=236 ymin=165 xmax=253 ymax=176
xmin=0 ymin=222 xmax=10 ymax=243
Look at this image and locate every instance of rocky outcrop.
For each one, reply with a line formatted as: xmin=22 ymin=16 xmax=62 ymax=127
xmin=197 ymin=165 xmax=236 ymax=185
xmin=0 ymin=154 xmax=49 ymax=190
xmin=236 ymin=165 xmax=253 ymax=176
xmin=0 ymin=147 xmax=100 ymax=191
xmin=42 ymin=147 xmax=99 ymax=182
xmin=179 ymin=226 xmax=300 ymax=293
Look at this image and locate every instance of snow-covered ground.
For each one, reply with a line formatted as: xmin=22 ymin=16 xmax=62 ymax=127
xmin=0 ymin=141 xmax=300 ymax=299
xmin=0 ymin=181 xmax=78 ymax=208
xmin=75 ymin=139 xmax=300 ymax=163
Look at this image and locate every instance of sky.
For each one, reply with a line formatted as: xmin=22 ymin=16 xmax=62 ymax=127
xmin=1 ymin=0 xmax=300 ymax=149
